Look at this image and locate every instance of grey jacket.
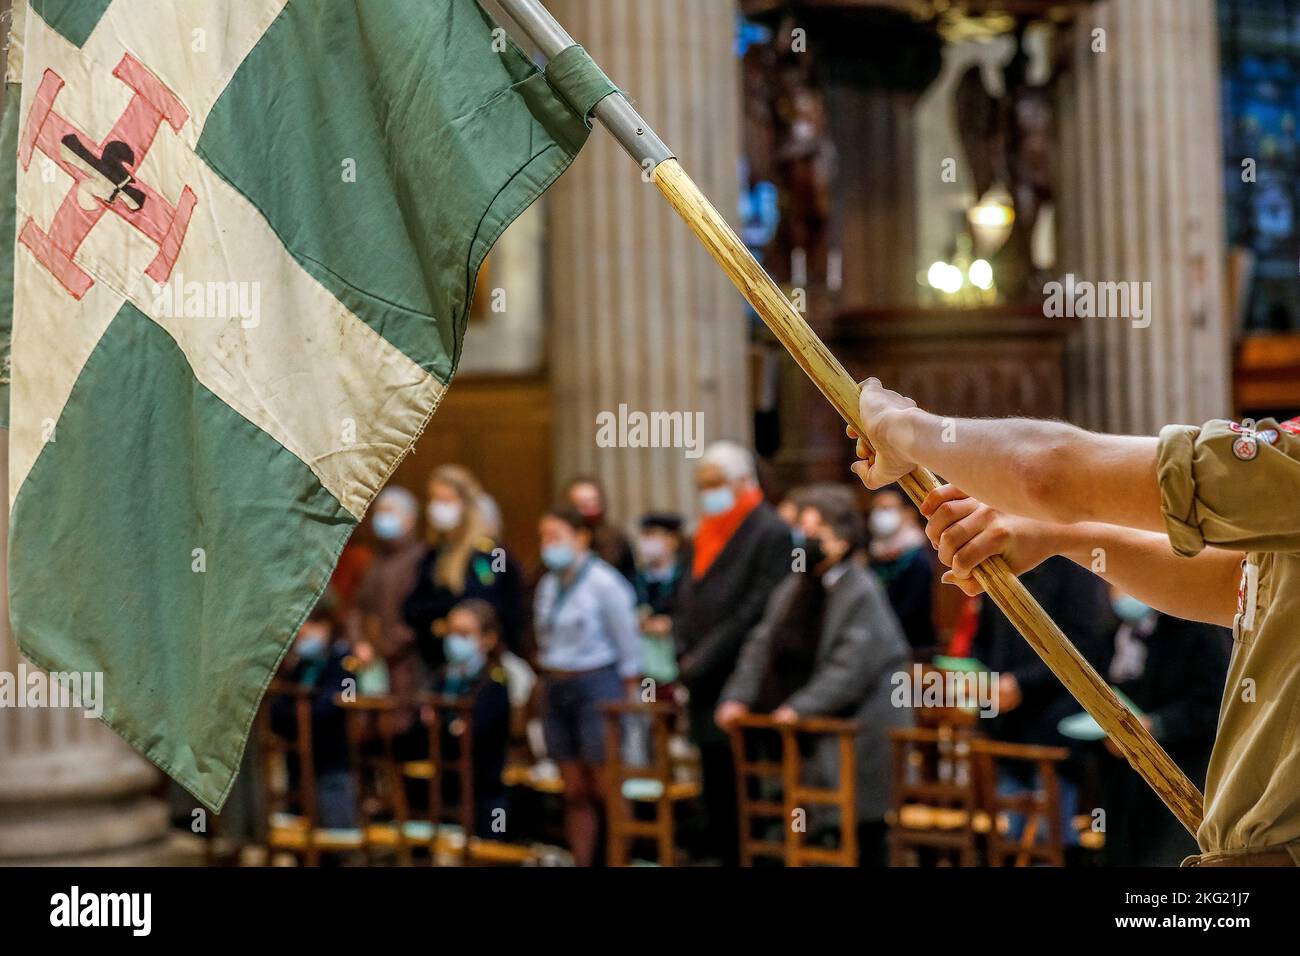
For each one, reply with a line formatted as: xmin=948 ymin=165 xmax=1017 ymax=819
xmin=721 ymin=562 xmax=914 ymax=821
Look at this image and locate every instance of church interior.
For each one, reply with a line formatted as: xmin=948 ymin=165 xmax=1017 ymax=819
xmin=1 ymin=0 xmax=1294 ymax=872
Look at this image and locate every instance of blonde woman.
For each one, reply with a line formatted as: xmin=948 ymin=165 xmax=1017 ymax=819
xmin=402 ymin=465 xmax=523 ymax=671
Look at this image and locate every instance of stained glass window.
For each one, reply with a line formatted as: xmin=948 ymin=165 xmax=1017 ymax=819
xmin=1220 ymin=0 xmax=1300 ymax=331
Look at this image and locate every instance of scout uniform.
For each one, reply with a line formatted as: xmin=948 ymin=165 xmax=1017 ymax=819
xmin=1158 ymin=416 xmax=1300 ymax=866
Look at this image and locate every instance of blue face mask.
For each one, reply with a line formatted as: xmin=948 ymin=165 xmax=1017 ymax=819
xmin=445 ymin=634 xmax=485 ymax=673
xmin=296 ymin=633 xmax=328 ymax=660
xmin=542 ymin=542 xmax=576 ymax=572
xmin=700 ymin=486 xmax=736 ymax=517
xmin=373 ymin=512 xmax=405 ymax=541
xmin=1112 ymin=595 xmax=1154 ymax=624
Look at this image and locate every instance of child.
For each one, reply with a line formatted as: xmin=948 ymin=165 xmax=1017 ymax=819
xmin=431 ymin=598 xmax=513 ymax=840
xmin=633 ymin=513 xmax=687 ymax=688
xmin=270 ymin=591 xmax=358 ymax=830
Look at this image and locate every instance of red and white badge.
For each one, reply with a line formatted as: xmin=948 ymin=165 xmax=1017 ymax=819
xmin=1228 ymin=420 xmax=1279 ymax=461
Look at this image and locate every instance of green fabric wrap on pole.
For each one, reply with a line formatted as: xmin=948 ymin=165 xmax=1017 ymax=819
xmin=545 ymin=44 xmax=620 ymax=127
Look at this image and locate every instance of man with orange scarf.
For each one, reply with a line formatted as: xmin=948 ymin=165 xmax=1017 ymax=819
xmin=674 ymin=441 xmax=792 ymax=865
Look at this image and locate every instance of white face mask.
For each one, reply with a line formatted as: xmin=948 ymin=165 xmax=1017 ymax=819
xmin=427 ymin=500 xmax=463 ymax=532
xmin=637 ymin=535 xmax=670 ymax=566
xmin=869 ymin=508 xmax=903 ymax=539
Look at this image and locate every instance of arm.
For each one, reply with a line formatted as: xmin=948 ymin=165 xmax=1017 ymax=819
xmin=785 ymin=628 xmax=870 ymax=716
xmin=851 ymin=379 xmax=1165 ymax=531
xmin=920 ymin=485 xmax=1241 ymax=629
xmin=368 ymin=612 xmax=411 ymax=661
xmin=601 ymin=576 xmax=645 ymax=681
xmin=784 ymin=587 xmax=902 ymax=716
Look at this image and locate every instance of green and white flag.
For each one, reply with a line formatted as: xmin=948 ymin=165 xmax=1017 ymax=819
xmin=0 ymin=0 xmax=613 ymax=809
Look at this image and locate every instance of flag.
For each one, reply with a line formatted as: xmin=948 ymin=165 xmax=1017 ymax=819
xmin=1 ymin=0 xmax=614 ymax=810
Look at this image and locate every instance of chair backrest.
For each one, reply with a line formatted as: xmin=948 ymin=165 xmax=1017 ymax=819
xmin=884 ymin=724 xmax=984 ymax=866
xmin=418 ymin=692 xmax=476 ymax=859
xmin=339 ymin=694 xmax=411 ymax=860
xmin=257 ymin=681 xmax=319 ymax=858
xmin=728 ymin=714 xmax=860 ymax=867
xmin=599 ymin=699 xmax=679 ymax=790
xmin=598 ymin=699 xmax=686 ymax=866
xmin=970 ymin=738 xmax=1069 ymax=867
xmin=888 ymin=725 xmax=980 ymax=815
xmin=257 ymin=676 xmax=332 ymax=863
xmin=728 ymin=715 xmax=786 ymax=865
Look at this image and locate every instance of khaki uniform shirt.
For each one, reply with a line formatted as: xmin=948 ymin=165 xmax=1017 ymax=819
xmin=1158 ymin=417 xmax=1300 ymax=861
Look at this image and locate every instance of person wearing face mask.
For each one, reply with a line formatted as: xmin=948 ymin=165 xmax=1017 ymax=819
xmin=1094 ymin=588 xmax=1231 ymax=865
xmin=564 ymin=476 xmax=638 ymax=583
xmin=633 ymin=513 xmax=687 ymax=687
xmin=403 ymin=465 xmax=524 ymax=672
xmin=353 ymin=487 xmax=427 ymax=733
xmin=672 ymin=441 xmax=792 ymax=866
xmin=715 ymin=484 xmax=912 ymax=865
xmin=427 ymin=599 xmax=514 ymax=840
xmin=866 ymin=486 xmax=939 ymax=662
xmin=534 ymin=506 xmax=644 ymax=866
xmin=269 ymin=592 xmax=359 ymax=831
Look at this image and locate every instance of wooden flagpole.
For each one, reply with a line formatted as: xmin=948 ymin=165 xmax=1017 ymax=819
xmin=496 ymin=0 xmax=1204 ymax=836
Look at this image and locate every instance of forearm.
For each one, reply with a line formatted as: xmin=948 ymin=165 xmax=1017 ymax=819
xmin=881 ymin=408 xmax=1165 ymax=531
xmin=1046 ymin=521 xmax=1241 ymax=628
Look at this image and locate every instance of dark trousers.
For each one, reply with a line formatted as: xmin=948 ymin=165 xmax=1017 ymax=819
xmin=698 ymin=739 xmax=739 ymax=866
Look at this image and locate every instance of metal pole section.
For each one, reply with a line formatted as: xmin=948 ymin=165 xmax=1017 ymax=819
xmin=496 ymin=0 xmax=674 ymax=168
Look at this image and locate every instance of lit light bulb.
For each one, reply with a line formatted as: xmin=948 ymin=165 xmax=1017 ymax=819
xmin=969 ymin=259 xmax=994 ymax=290
xmin=968 ymin=186 xmax=1016 ymax=256
xmin=940 ymin=263 xmax=964 ymax=294
xmin=928 ymin=261 xmax=950 ymax=290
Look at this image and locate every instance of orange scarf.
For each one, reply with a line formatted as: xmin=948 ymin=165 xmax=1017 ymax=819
xmin=692 ymin=486 xmax=763 ymax=579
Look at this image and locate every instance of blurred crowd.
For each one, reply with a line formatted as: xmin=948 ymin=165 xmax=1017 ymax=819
xmin=264 ymin=441 xmax=1231 ymax=867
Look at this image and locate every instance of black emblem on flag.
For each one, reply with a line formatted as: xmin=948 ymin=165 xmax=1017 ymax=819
xmin=59 ymin=134 xmax=146 ymax=211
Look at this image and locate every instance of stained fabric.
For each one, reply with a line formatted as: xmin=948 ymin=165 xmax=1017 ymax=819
xmin=3 ymin=0 xmax=598 ymax=810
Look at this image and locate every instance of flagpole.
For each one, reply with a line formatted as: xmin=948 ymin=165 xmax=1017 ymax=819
xmin=496 ymin=0 xmax=1204 ymax=837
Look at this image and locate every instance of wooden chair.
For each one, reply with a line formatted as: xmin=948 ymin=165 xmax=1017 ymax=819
xmin=338 ymin=694 xmax=414 ymax=864
xmin=599 ymin=700 xmax=700 ymax=866
xmin=885 ymin=725 xmax=984 ymax=866
xmin=256 ymin=681 xmax=365 ymax=866
xmin=970 ymin=738 xmax=1070 ymax=867
xmin=410 ymin=693 xmax=538 ymax=866
xmin=728 ymin=714 xmax=860 ymax=867
xmin=729 ymin=715 xmax=787 ymax=865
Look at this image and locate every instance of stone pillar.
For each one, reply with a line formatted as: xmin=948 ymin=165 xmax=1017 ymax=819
xmin=544 ymin=0 xmax=750 ymax=521
xmin=0 ymin=434 xmax=170 ymax=863
xmin=1057 ymin=0 xmax=1231 ymax=434
xmin=0 ymin=3 xmax=169 ymax=861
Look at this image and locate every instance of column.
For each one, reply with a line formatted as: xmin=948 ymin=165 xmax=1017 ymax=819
xmin=0 ymin=0 xmax=170 ymax=863
xmin=1058 ymin=0 xmax=1230 ymax=434
xmin=544 ymin=0 xmax=750 ymax=521
xmin=0 ymin=436 xmax=171 ymax=863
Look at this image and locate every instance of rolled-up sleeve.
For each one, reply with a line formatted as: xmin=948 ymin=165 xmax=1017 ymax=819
xmin=1157 ymin=418 xmax=1300 ymax=556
